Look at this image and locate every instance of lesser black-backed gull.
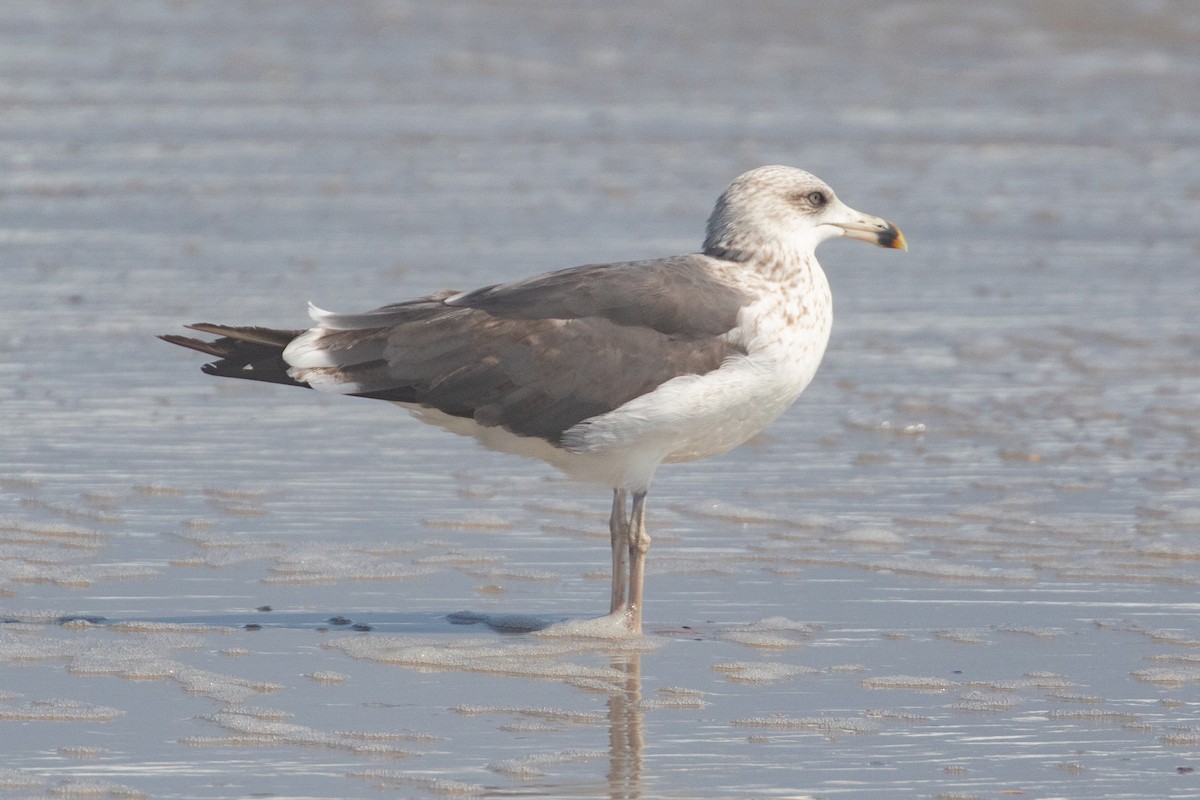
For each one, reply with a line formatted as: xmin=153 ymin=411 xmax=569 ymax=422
xmin=160 ymin=165 xmax=906 ymax=634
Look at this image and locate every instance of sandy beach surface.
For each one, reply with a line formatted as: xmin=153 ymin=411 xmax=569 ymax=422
xmin=2 ymin=2 xmax=1199 ymax=797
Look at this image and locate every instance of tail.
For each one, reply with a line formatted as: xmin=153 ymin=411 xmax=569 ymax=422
xmin=159 ymin=324 xmax=309 ymax=388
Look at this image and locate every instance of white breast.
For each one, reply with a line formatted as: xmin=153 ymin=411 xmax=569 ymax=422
xmin=562 ymin=259 xmax=833 ymax=468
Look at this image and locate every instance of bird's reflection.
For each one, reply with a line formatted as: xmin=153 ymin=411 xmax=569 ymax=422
xmin=606 ymin=652 xmax=644 ymax=800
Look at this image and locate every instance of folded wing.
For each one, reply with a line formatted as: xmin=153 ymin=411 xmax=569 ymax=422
xmin=165 ymin=257 xmax=752 ymax=445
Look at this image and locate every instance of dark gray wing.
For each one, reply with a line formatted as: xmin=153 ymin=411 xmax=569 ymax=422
xmin=289 ymin=257 xmax=753 ymax=443
xmin=442 ymin=255 xmax=750 ymax=339
xmin=300 ymin=310 xmax=744 ymax=444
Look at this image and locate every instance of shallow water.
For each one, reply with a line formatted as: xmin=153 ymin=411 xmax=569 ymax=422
xmin=2 ymin=2 xmax=1200 ymax=798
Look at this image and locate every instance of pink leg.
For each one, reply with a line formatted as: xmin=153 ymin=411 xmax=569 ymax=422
xmin=625 ymin=491 xmax=649 ymax=633
xmin=609 ymin=489 xmax=629 ymax=614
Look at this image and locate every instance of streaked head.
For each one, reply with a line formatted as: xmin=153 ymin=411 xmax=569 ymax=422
xmin=703 ymin=165 xmax=906 ymax=262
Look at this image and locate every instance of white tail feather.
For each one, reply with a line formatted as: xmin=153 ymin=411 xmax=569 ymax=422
xmin=282 ymin=329 xmax=339 ymax=369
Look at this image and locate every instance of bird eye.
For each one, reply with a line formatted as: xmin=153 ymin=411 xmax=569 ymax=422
xmin=806 ymin=191 xmax=827 ymax=207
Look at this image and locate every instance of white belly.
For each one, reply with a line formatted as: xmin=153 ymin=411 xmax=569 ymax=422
xmin=561 ymin=344 xmax=826 ymax=468
xmin=398 ymin=348 xmax=818 ymax=492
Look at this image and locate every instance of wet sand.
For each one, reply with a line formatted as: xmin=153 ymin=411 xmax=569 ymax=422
xmin=2 ymin=2 xmax=1199 ymax=797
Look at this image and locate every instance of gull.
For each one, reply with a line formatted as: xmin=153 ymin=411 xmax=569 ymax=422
xmin=161 ymin=165 xmax=906 ymax=634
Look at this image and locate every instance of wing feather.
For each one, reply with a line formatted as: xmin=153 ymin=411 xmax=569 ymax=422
xmin=445 ymin=255 xmax=750 ymax=338
xmin=165 ymin=257 xmax=752 ymax=444
xmin=290 ymin=309 xmax=744 ymax=443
